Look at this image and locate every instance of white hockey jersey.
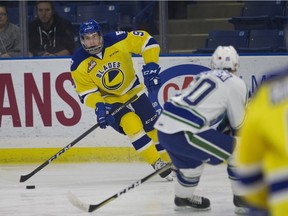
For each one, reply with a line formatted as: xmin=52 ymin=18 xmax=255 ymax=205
xmin=154 ymin=70 xmax=248 ymax=134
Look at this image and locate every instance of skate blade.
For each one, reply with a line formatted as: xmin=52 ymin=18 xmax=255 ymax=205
xmin=164 ymin=174 xmax=173 ymax=182
xmin=234 ymin=207 xmax=249 ymax=215
xmin=174 ymin=205 xmax=211 ymax=212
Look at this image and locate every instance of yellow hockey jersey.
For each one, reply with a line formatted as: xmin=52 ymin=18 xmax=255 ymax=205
xmin=236 ymin=68 xmax=288 ymax=216
xmin=70 ymin=30 xmax=160 ymax=109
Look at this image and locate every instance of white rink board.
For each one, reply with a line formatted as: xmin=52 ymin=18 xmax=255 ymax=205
xmin=0 ymin=55 xmax=287 ymax=148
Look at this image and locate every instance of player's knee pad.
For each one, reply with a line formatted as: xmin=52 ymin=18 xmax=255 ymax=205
xmin=120 ymin=112 xmax=143 ymax=136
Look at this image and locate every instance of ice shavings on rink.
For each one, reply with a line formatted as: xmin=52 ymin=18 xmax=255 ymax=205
xmin=0 ymin=162 xmax=235 ymax=216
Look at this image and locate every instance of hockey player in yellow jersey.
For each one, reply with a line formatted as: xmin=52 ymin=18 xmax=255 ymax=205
xmin=236 ymin=67 xmax=288 ymax=216
xmin=70 ymin=20 xmax=172 ymax=181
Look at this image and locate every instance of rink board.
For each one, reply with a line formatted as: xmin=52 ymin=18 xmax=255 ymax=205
xmin=0 ymin=55 xmax=287 ymax=163
xmin=0 ymin=147 xmax=142 ymax=163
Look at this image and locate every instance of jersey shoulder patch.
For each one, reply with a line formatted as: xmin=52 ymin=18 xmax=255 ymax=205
xmin=70 ymin=47 xmax=90 ymax=71
xmin=103 ymin=31 xmax=128 ymax=48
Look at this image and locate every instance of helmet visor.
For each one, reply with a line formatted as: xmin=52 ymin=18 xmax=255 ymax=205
xmin=80 ymin=32 xmax=103 ymax=54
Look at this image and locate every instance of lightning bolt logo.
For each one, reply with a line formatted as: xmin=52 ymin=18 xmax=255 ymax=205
xmin=102 ymin=69 xmax=124 ymax=90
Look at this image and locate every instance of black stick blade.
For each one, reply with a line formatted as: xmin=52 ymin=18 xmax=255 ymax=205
xmin=20 ymin=174 xmax=32 ymax=183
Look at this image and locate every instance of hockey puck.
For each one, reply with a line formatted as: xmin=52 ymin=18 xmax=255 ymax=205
xmin=26 ymin=185 xmax=35 ymax=189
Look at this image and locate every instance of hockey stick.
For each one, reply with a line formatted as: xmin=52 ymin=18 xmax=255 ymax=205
xmin=68 ymin=163 xmax=172 ymax=212
xmin=20 ymin=90 xmax=145 ymax=183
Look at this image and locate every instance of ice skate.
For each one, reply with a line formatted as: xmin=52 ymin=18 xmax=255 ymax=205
xmin=152 ymin=159 xmax=173 ymax=181
xmin=174 ymin=195 xmax=211 ymax=211
xmin=234 ymin=195 xmax=249 ymax=215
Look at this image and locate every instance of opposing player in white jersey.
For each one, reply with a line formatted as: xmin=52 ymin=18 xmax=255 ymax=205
xmin=154 ymin=46 xmax=248 ymax=213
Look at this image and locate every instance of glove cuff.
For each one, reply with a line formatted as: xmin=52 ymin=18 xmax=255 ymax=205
xmin=142 ymin=62 xmax=159 ymax=71
xmin=96 ymin=102 xmax=105 ymax=107
xmin=96 ymin=102 xmax=105 ymax=114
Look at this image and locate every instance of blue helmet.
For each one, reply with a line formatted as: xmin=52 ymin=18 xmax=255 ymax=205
xmin=79 ymin=20 xmax=103 ymax=54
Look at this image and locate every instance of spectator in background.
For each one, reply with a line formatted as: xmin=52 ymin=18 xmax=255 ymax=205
xmin=28 ymin=1 xmax=75 ymax=57
xmin=0 ymin=4 xmax=21 ymax=58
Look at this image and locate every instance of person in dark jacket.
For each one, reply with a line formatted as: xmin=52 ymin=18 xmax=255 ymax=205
xmin=29 ymin=1 xmax=75 ymax=57
xmin=0 ymin=4 xmax=21 ymax=57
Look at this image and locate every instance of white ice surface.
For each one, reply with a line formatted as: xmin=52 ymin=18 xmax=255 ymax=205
xmin=0 ymin=162 xmax=235 ymax=216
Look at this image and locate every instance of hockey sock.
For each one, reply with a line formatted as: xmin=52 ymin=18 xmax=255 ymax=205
xmin=147 ymin=129 xmax=171 ymax=162
xmin=120 ymin=112 xmax=160 ymax=165
xmin=128 ymin=131 xmax=160 ymax=164
xmin=175 ymin=165 xmax=204 ymax=198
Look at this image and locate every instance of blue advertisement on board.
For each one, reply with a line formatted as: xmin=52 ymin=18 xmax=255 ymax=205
xmin=148 ymin=64 xmax=210 ymax=115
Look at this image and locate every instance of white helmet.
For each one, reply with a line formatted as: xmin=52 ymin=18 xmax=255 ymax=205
xmin=211 ymin=46 xmax=239 ymax=72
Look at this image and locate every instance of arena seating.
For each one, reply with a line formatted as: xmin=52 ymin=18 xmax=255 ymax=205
xmin=228 ymin=0 xmax=286 ymax=30
xmin=238 ymin=29 xmax=286 ymax=53
xmin=196 ymin=1 xmax=287 ymax=53
xmin=195 ymin=30 xmax=249 ymax=53
xmin=54 ymin=5 xmax=77 ymax=23
xmin=76 ymin=4 xmax=120 ymax=33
